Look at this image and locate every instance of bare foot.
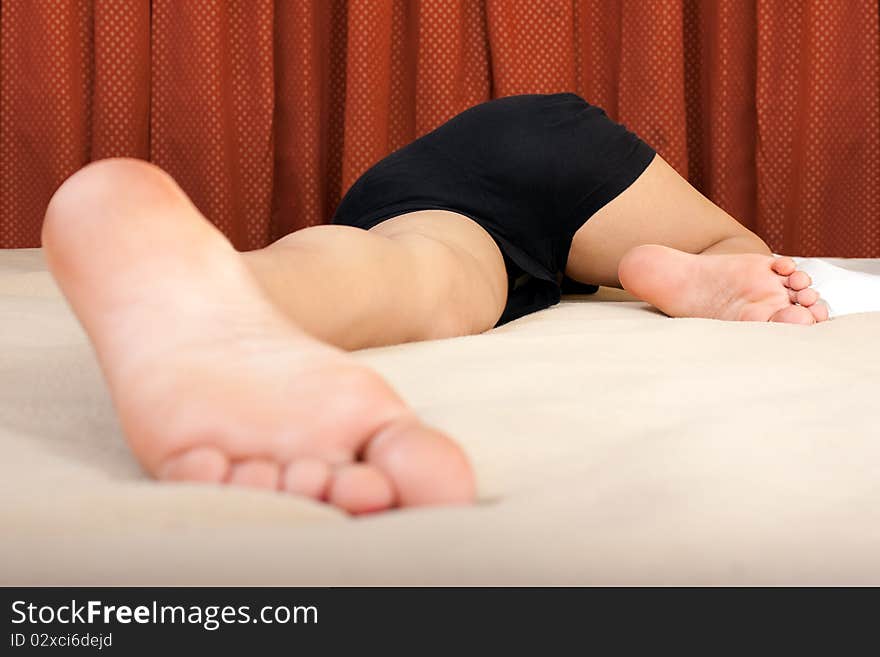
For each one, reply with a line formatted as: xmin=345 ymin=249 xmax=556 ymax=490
xmin=42 ymin=159 xmax=475 ymax=514
xmin=618 ymin=244 xmax=829 ymax=324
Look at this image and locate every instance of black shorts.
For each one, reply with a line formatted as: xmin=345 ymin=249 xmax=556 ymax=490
xmin=330 ymin=92 xmax=656 ymax=326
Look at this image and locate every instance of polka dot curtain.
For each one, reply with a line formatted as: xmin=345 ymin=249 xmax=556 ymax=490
xmin=0 ymin=0 xmax=877 ymax=256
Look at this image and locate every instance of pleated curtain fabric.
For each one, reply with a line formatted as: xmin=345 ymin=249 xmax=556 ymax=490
xmin=0 ymin=0 xmax=877 ymax=256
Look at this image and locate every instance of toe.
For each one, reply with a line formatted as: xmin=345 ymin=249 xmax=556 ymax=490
xmin=158 ymin=446 xmax=230 ymax=483
xmin=809 ymin=299 xmax=830 ymax=322
xmin=282 ymin=458 xmax=332 ymax=500
xmin=227 ymin=459 xmax=281 ymax=490
xmin=796 ymin=287 xmax=819 ymax=307
xmin=788 ymin=270 xmax=812 ymax=291
xmin=365 ymin=414 xmax=476 ymax=508
xmin=327 ymin=463 xmax=395 ymax=515
xmin=772 ymin=256 xmax=797 ymax=276
xmin=769 ymin=304 xmax=816 ymax=325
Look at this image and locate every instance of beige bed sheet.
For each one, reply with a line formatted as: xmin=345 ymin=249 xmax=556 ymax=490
xmin=1 ymin=247 xmax=879 ymax=585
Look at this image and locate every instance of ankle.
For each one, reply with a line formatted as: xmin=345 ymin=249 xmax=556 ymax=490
xmin=699 ymin=234 xmax=772 ymax=256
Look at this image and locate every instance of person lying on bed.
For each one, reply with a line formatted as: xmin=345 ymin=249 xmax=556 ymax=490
xmin=41 ymin=92 xmax=873 ymax=515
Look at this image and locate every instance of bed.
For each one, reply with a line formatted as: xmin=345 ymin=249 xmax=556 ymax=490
xmin=2 ymin=247 xmax=879 ymax=585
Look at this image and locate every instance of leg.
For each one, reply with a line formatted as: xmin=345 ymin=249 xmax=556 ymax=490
xmin=565 ymin=153 xmax=827 ymax=323
xmin=41 ymin=158 xmax=506 ymax=513
xmin=240 ymin=209 xmax=507 ymax=350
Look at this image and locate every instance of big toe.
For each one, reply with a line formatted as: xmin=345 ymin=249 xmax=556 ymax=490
xmin=365 ymin=414 xmax=476 ymax=508
xmin=770 ymin=304 xmax=816 ymax=325
xmin=809 ymin=299 xmax=830 ymax=322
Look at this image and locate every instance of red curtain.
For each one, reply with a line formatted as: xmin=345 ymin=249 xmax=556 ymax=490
xmin=1 ymin=0 xmax=877 ymax=256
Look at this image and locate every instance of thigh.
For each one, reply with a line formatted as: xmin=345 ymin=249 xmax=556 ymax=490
xmin=369 ymin=209 xmax=510 ymax=334
xmin=565 ymin=153 xmax=762 ymax=288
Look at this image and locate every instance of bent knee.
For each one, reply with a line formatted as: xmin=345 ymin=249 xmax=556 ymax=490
xmin=399 ymin=234 xmax=506 ymax=339
xmin=43 ymin=158 xmax=182 ymax=249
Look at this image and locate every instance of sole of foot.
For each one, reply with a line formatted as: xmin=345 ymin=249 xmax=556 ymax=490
xmin=42 ymin=158 xmax=476 ymax=515
xmin=618 ymin=244 xmax=829 ymax=324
